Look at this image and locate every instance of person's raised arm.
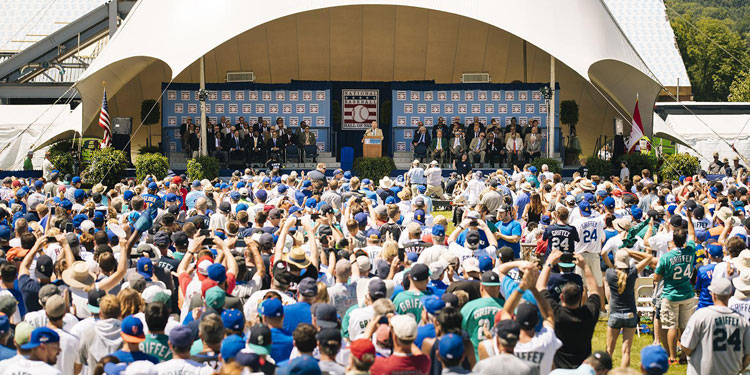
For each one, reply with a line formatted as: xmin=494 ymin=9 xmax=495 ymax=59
xmin=97 ymin=230 xmax=139 ymax=292
xmin=19 ymin=236 xmax=47 ymax=276
xmin=275 ymin=216 xmax=296 ymax=262
xmin=628 ymin=250 xmax=653 ymax=273
xmin=496 ymin=260 xmax=531 ymax=279
xmin=448 ymin=218 xmax=470 ymax=244
xmin=213 ymin=237 xmax=238 ymax=276
xmin=686 ymin=209 xmax=695 ymax=242
xmin=500 ymin=264 xmax=535 ymax=320
xmin=719 ymin=216 xmax=733 ymax=244
xmin=537 ymin=249 xmax=562 ymax=292
xmin=301 ymin=217 xmax=319 ymax=269
xmin=177 ymin=235 xmax=204 ymax=275
xmin=574 ymin=253 xmax=598 ymax=296
xmin=478 ymin=220 xmax=498 ymax=247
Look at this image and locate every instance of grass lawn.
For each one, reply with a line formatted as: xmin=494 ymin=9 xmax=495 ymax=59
xmin=432 ymin=210 xmax=686 ymax=374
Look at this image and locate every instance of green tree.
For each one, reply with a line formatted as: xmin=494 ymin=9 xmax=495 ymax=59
xmin=729 ymin=70 xmax=750 ymax=102
xmin=671 ymin=15 xmax=749 ymax=101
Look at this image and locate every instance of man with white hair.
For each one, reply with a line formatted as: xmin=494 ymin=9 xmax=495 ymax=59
xmin=541 ymin=164 xmax=554 ymax=182
xmin=406 ymin=160 xmax=426 ymax=197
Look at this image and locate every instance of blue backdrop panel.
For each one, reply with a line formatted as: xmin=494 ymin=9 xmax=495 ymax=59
xmin=161 ymin=82 xmax=331 ymax=160
xmin=391 ymin=82 xmax=560 ymax=154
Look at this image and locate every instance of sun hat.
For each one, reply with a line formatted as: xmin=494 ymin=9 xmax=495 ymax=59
xmin=62 ymin=261 xmax=96 ymax=289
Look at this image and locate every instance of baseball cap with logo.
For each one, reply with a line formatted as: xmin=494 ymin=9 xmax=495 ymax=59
xmin=260 ymin=298 xmax=284 ymax=318
xmin=438 ymin=333 xmax=464 ymax=360
xmin=481 ymin=271 xmax=501 ymax=286
xmin=21 ymin=327 xmax=60 ymax=349
xmin=136 ymin=257 xmax=153 ymax=280
xmin=248 ymin=324 xmax=272 ymax=355
xmin=36 ymin=255 xmax=54 ymax=279
xmin=494 ymin=319 xmax=521 ymax=346
xmin=221 ymin=309 xmax=244 ymax=331
xmin=205 ymin=286 xmax=226 ymax=310
xmin=121 ymin=315 xmax=146 ymax=343
xmin=640 ymin=345 xmax=669 ymax=374
xmin=409 ymin=263 xmax=430 ymax=282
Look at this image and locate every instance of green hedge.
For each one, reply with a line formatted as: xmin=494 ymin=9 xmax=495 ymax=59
xmin=658 ymin=153 xmax=700 ymax=182
xmin=529 ymin=157 xmax=562 ymax=174
xmin=137 ymin=145 xmax=161 ymax=155
xmin=585 ymin=156 xmax=613 ymax=178
xmin=187 ymin=156 xmax=220 ymax=181
xmin=617 ymin=153 xmax=658 ymax=177
xmin=48 ymin=140 xmax=76 ymax=176
xmin=353 ymin=157 xmax=396 ymax=183
xmin=82 ymin=147 xmax=127 ymax=187
xmin=135 ymin=153 xmax=169 ymax=182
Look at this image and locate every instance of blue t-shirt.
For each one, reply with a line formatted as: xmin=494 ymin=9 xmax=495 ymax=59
xmin=270 ymin=327 xmax=294 ymax=363
xmin=514 ymin=192 xmax=530 ymax=220
xmin=282 ymin=302 xmax=312 ymax=333
xmin=0 ymin=345 xmax=14 ymax=361
xmin=456 ymin=229 xmax=490 ymax=250
xmin=501 ymin=275 xmax=536 ymax=304
xmin=415 ymin=323 xmax=436 ymax=349
xmin=495 ymin=220 xmax=522 ymax=258
xmin=112 ymin=350 xmax=159 ymax=364
xmin=695 ymin=263 xmax=717 ymax=309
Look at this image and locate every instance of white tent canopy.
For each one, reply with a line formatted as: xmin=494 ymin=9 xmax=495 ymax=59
xmin=75 ymin=0 xmax=663 ymax=136
xmin=0 ymin=105 xmax=82 ymax=170
xmin=655 ymin=113 xmax=750 ymax=168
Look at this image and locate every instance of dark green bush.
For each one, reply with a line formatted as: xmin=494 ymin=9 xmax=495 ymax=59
xmin=135 ymin=153 xmax=169 ymax=182
xmin=585 ymin=156 xmax=613 ymax=178
xmin=658 ymin=153 xmax=700 ymax=182
xmin=48 ymin=140 xmax=76 ymax=176
xmin=618 ymin=153 xmax=658 ymax=177
xmin=187 ymin=156 xmax=220 ymax=181
xmin=353 ymin=157 xmax=396 ymax=182
xmin=137 ymin=145 xmax=161 ymax=155
xmin=82 ymin=147 xmax=127 ymax=187
xmin=529 ymin=157 xmax=562 ymax=174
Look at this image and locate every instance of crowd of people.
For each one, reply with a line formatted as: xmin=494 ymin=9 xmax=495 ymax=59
xmin=0 ymin=154 xmax=749 ymax=375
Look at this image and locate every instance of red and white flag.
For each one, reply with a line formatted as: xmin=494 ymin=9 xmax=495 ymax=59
xmin=626 ymin=97 xmax=643 ymax=153
xmin=98 ymin=88 xmax=111 ymax=148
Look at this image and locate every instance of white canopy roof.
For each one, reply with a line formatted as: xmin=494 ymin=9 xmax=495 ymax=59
xmin=75 ymin=0 xmax=663 ymax=136
xmin=0 ymin=104 xmax=82 ymax=170
xmin=655 ymin=113 xmax=750 ymax=168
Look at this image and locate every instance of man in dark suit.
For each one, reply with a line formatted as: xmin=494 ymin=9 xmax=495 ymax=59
xmin=208 ymin=126 xmax=227 ymax=166
xmin=247 ymin=130 xmax=265 ymax=166
xmin=431 ymin=117 xmax=450 ymax=140
xmin=265 ymin=130 xmax=283 ymax=162
xmin=226 ymin=129 xmax=244 ymax=163
xmin=412 ymin=125 xmax=431 ymax=161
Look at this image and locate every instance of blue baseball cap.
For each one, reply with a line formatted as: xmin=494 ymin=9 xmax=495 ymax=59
xmin=278 ymin=355 xmax=321 ymax=375
xmin=103 ymin=363 xmax=127 ymax=375
xmin=288 ymin=206 xmax=302 ymax=215
xmin=230 ymin=191 xmax=241 ymax=201
xmin=74 ymin=189 xmax=86 ymax=200
xmin=237 ymin=181 xmax=246 ymax=188
xmin=707 ymin=244 xmax=724 ymax=258
xmin=192 ymin=180 xmax=201 ymax=187
xmin=0 ymin=314 xmax=9 ymax=335
xmin=354 ymin=212 xmax=368 ymax=226
xmin=207 ymin=263 xmax=227 ymax=283
xmin=71 ymin=176 xmax=82 ymax=184
xmin=417 ymin=185 xmax=426 ymax=193
xmin=603 ymin=197 xmax=615 ymax=209
xmin=631 ymin=206 xmax=643 ymax=221
xmin=0 ymin=225 xmax=10 ymax=241
xmin=220 ymin=335 xmax=246 ymax=361
xmin=438 ymin=333 xmax=464 ymax=360
xmin=220 ymin=183 xmax=229 ymax=190
xmin=255 ymin=189 xmax=267 ymax=202
xmin=148 ymin=182 xmax=158 ymax=191
xmin=122 ymin=190 xmax=134 ymax=201
xmin=385 ymin=196 xmax=396 ymax=204
xmin=540 ymin=215 xmax=551 ymax=225
xmin=578 ymin=201 xmax=592 ymax=217
xmin=165 ymin=193 xmax=178 ymax=202
xmin=60 ymin=199 xmax=73 ymax=211
xmin=343 ymin=171 xmax=352 ymax=179
xmin=21 ymin=327 xmax=60 ymax=349
xmin=93 ymin=211 xmax=105 ymax=224
xmin=361 ymin=179 xmax=371 ymax=186
xmin=596 ymin=189 xmax=608 ymax=197
xmin=136 ymin=257 xmax=153 ymax=280
xmin=305 ymin=198 xmax=317 ymax=208
xmin=528 ymin=166 xmax=537 ymax=174
xmin=72 ymin=214 xmax=88 ymax=228
xmin=421 ymin=295 xmax=445 ymax=315
xmin=640 ymin=345 xmax=669 ymax=374
xmin=260 ymin=298 xmax=283 ymax=317
xmin=432 ymin=224 xmax=445 ymax=237
xmin=413 ymin=209 xmax=426 ymax=224
xmin=121 ymin=315 xmax=146 ymax=343
xmin=262 ymin=177 xmax=271 ymax=185
xmin=583 ymin=192 xmax=595 ymax=203
xmin=34 ymin=180 xmax=44 ymax=190
xmin=477 ymin=255 xmax=493 ymax=271
xmin=302 ymin=180 xmax=311 ymax=188
xmin=236 ymin=203 xmax=249 ymax=213
xmin=168 ymin=325 xmax=194 ymax=348
xmin=278 ymin=184 xmax=288 ymax=194
xmin=221 ymin=309 xmax=245 ymax=331
xmin=272 ymin=177 xmax=281 ymax=184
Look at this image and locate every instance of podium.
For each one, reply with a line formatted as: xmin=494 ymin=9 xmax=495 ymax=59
xmin=363 ymin=136 xmax=382 ymax=158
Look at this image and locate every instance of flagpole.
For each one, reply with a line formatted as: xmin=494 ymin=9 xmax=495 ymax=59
xmin=199 ymin=56 xmax=208 ymax=157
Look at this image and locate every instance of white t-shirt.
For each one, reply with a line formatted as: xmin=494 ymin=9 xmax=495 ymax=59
xmin=602 ymin=236 xmax=643 ymax=256
xmin=417 ymin=244 xmax=448 ymax=265
xmin=572 ymin=216 xmax=604 ymax=254
xmin=448 ymin=242 xmax=474 ymax=265
xmin=713 ymin=262 xmax=739 ymax=283
xmin=24 ymin=311 xmax=78 ymax=331
xmin=647 ymin=231 xmax=673 ymax=257
xmin=347 ymin=305 xmax=374 ymax=341
xmin=242 ymin=289 xmax=295 ymax=321
xmin=3 ymin=357 xmax=61 ymax=375
xmin=155 ymin=358 xmax=214 ymax=375
xmin=54 ymin=328 xmax=81 ymax=375
xmin=70 ymin=287 xmax=91 ymax=319
xmin=514 ymin=326 xmax=563 ymax=375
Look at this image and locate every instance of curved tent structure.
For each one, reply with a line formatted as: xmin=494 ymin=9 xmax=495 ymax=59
xmin=74 ymin=0 xmax=664 ymax=154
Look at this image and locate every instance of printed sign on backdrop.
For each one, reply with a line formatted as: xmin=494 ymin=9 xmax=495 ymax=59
xmin=342 ymin=89 xmax=379 ymax=130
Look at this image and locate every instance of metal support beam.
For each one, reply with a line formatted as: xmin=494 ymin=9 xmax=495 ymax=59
xmin=109 ymin=0 xmax=118 ymax=38
xmin=549 ymin=55 xmax=556 ymax=158
xmin=0 ymin=84 xmax=78 ymax=99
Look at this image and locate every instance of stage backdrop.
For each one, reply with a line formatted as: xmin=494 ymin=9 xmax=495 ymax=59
xmin=391 ymin=82 xmax=560 ymax=154
xmin=161 ymin=82 xmax=332 ymax=160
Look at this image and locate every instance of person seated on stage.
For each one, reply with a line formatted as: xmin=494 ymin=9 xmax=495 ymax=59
xmin=300 ymin=125 xmax=317 ymax=163
xmin=450 ymin=118 xmax=464 ymax=135
xmin=486 ymin=118 xmax=500 ymax=137
xmin=486 ymin=131 xmax=502 ymax=168
xmin=266 ymin=130 xmax=283 ymax=162
xmin=247 ymin=129 xmax=265 ymax=166
xmin=467 ymin=119 xmax=484 ymax=144
xmin=188 ymin=125 xmax=200 ymax=158
xmin=276 ymin=117 xmax=286 ymax=134
xmin=524 ymin=122 xmax=542 ymax=164
xmin=430 ymin=129 xmax=449 ymax=166
xmin=208 ymin=125 xmax=228 ymax=166
xmin=227 ymin=129 xmax=244 ymax=162
xmin=282 ymin=127 xmax=299 ymax=147
xmin=431 ymin=117 xmax=450 ymax=140
xmin=505 ymin=127 xmax=523 ymax=167
xmin=468 ymin=131 xmax=487 ymax=168
xmin=412 ymin=125 xmax=431 ymax=158
xmin=449 ymin=129 xmax=466 ymax=161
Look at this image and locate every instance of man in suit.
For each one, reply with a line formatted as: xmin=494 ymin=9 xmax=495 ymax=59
xmin=300 ymin=126 xmax=317 ymax=163
xmin=468 ymin=131 xmax=487 ymax=167
xmin=208 ymin=126 xmax=227 ymax=166
xmin=247 ymin=130 xmax=265 ymax=166
xmin=486 ymin=131 xmax=502 ymax=168
xmin=467 ymin=121 xmax=483 ymax=144
xmin=412 ymin=125 xmax=431 ymax=154
xmin=449 ymin=129 xmax=466 ymax=161
xmin=266 ymin=130 xmax=283 ymax=162
xmin=226 ymin=129 xmax=244 ymax=164
xmin=431 ymin=117 xmax=450 ymax=140
xmin=430 ymin=129 xmax=449 ymax=166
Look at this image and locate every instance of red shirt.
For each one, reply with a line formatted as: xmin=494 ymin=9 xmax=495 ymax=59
xmin=370 ymin=354 xmax=431 ymax=375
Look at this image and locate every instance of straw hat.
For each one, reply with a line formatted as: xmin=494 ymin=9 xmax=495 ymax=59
xmin=284 ymin=247 xmax=311 ymax=269
xmin=579 ymin=180 xmax=595 ymax=191
xmin=716 ymin=206 xmax=733 ymax=224
xmin=733 ymin=250 xmax=750 ymax=272
xmin=62 ymin=261 xmax=96 ymax=289
xmin=613 ymin=218 xmax=632 ymax=232
xmin=379 ymin=177 xmax=394 ymax=189
xmin=91 ymin=183 xmax=107 ymax=194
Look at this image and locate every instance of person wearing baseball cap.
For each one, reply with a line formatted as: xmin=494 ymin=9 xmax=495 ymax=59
xmin=0 ymin=314 xmax=13 ymax=360
xmin=459 ymin=271 xmax=504 ymax=360
xmin=696 ymin=244 xmax=725 ymax=309
xmin=474 ymin=320 xmax=537 ymax=375
xmin=393 ymin=263 xmax=430 ymax=323
xmin=640 ymin=345 xmax=669 ymax=375
xmin=347 ymin=338 xmax=376 ymax=373
xmin=436 ymin=333 xmax=468 ymax=375
xmin=315 ymin=328 xmax=345 ymax=375
xmin=155 ymin=325 xmax=213 ymax=375
xmin=6 ymin=327 xmax=60 ymax=373
xmin=282 ymin=277 xmax=318 ymax=333
xmin=112 ymin=315 xmax=158 ymax=364
xmin=370 ymin=314 xmax=430 ymax=375
xmin=258 ymin=298 xmax=293 ymax=363
xmin=40 ymin=294 xmax=82 ymax=374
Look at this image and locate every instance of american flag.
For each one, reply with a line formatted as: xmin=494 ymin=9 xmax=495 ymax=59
xmin=98 ymin=88 xmax=111 ymax=148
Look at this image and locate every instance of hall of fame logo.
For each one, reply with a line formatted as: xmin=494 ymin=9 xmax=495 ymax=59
xmin=539 ymin=104 xmax=547 ymax=113
xmin=417 ymin=104 xmax=426 ymax=114
xmin=411 ymin=91 xmax=420 ymax=101
xmin=444 ymin=104 xmax=454 ymax=113
xmin=316 ymin=117 xmax=326 ymax=126
xmin=437 ymin=91 xmax=447 ymax=101
xmin=187 ymin=104 xmax=197 ymax=114
xmin=512 ymin=104 xmax=521 ymax=113
xmin=518 ymin=91 xmax=528 ymax=101
xmin=168 ymin=116 xmax=176 ymax=125
xmin=276 ymin=91 xmax=285 ymax=101
xmin=485 ymin=104 xmax=495 ymax=114
xmin=181 ymin=91 xmax=190 ymax=101
xmin=404 ymin=104 xmax=413 ymax=114
xmin=532 ymin=91 xmax=542 ymax=101
xmin=249 ymin=91 xmax=258 ymax=101
xmin=431 ymin=104 xmax=441 ymax=113
xmin=316 ymin=91 xmax=326 ymax=101
xmin=296 ymin=104 xmax=306 ymax=113
xmin=269 ymin=104 xmax=278 ymax=114
xmin=492 ymin=91 xmax=501 ymax=101
xmin=505 ymin=91 xmax=514 ymax=101
xmin=411 ymin=117 xmax=420 ymax=126
xmin=471 ymin=104 xmax=480 ymax=114
xmin=464 ymin=91 xmax=474 ymax=101
xmin=397 ymin=142 xmax=406 ymax=151
xmin=282 ymin=104 xmax=292 ymax=114
xmin=397 ymin=116 xmax=407 ymax=125
xmin=498 ymin=104 xmax=508 ymax=114
xmin=458 ymin=104 xmax=467 ymax=114
xmin=255 ymin=104 xmax=265 ymax=113
xmin=424 ymin=117 xmax=433 ymax=126
xmin=222 ymin=91 xmax=231 ymax=101
xmin=526 ymin=104 xmax=535 ymax=113
xmin=228 ymin=104 xmax=238 ymax=114
xmin=289 ymin=117 xmax=298 ymax=126
xmin=451 ymin=91 xmax=461 ymax=101
xmin=262 ymin=91 xmax=272 ymax=101
xmin=397 ymin=91 xmax=407 ymax=101
xmin=215 ymin=104 xmax=224 ymax=113
xmin=310 ymin=104 xmax=319 ymax=114
xmin=303 ymin=91 xmax=313 ymax=101
xmin=424 ymin=92 xmax=433 ymax=101
xmin=404 ymin=130 xmax=413 ymax=139
xmin=235 ymin=91 xmax=245 ymax=101
xmin=175 ymin=103 xmax=183 ymax=113
xmin=289 ymin=91 xmax=298 ymax=101
xmin=478 ymin=91 xmax=487 ymax=101
xmin=167 ymin=91 xmax=176 ymax=101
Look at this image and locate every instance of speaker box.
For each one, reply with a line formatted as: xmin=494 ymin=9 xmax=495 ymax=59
xmin=112 ymin=117 xmax=131 ymax=135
